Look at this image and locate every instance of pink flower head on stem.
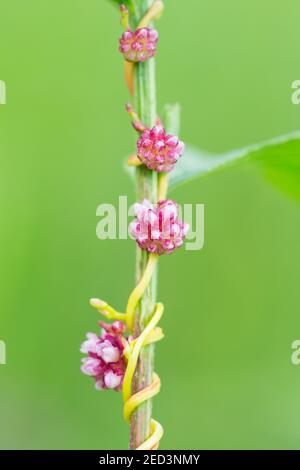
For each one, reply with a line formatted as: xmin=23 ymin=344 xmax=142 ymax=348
xmin=80 ymin=321 xmax=127 ymax=391
xmin=119 ymin=28 xmax=159 ymax=63
xmin=137 ymin=125 xmax=185 ymax=172
xmin=129 ymin=199 xmax=190 ymax=255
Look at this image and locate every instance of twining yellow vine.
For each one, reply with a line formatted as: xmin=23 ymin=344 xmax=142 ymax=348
xmin=121 ymin=2 xmax=166 ymax=449
xmin=123 ymin=302 xmax=164 ymax=450
xmin=91 ymin=260 xmax=165 ymax=449
xmin=83 ymin=0 xmax=188 ymax=451
xmin=91 ymin=156 xmax=169 ymax=449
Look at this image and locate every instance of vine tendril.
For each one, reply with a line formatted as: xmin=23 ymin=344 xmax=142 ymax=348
xmin=92 ymin=298 xmax=165 ymax=449
xmin=126 ymin=253 xmax=158 ymax=332
xmin=122 ymin=159 xmax=170 ymax=448
xmin=95 ymin=0 xmax=167 ymax=450
xmin=91 ymin=167 xmax=168 ymax=449
xmin=83 ymin=0 xmax=185 ymax=452
xmin=123 ymin=303 xmax=164 ymax=450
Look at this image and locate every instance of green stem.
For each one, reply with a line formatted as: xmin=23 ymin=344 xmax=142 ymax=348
xmin=128 ymin=0 xmax=181 ymax=449
xmin=129 ymin=0 xmax=158 ymax=450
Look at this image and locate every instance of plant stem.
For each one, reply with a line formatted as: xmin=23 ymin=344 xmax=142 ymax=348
xmin=129 ymin=0 xmax=158 ymax=450
xmin=128 ymin=1 xmax=181 ymax=449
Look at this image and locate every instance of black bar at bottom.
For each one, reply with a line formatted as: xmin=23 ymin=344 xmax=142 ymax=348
xmin=0 ymin=450 xmax=298 ymax=466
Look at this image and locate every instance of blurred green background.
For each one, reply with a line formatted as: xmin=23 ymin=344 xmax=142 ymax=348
xmin=0 ymin=0 xmax=300 ymax=450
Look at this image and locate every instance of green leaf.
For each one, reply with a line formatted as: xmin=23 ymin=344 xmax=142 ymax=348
xmin=169 ymin=131 xmax=300 ymax=201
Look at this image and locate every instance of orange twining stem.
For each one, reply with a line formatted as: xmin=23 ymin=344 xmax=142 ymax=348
xmin=90 ymin=278 xmax=165 ymax=449
xmin=122 ymin=172 xmax=170 ymax=448
xmin=91 ymin=175 xmax=169 ymax=449
xmin=126 ymin=253 xmax=159 ymax=332
xmin=124 ymin=61 xmax=135 ymax=97
xmin=123 ymin=303 xmax=164 ymax=450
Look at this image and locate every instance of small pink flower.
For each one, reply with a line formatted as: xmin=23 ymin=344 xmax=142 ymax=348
xmin=81 ymin=357 xmax=103 ymax=377
xmin=96 ymin=340 xmax=120 ymax=364
xmin=119 ymin=28 xmax=158 ymax=62
xmin=104 ymin=370 xmax=122 ymax=389
xmin=129 ymin=199 xmax=189 ymax=255
xmin=80 ymin=321 xmax=127 ymax=392
xmin=100 ymin=320 xmax=126 ymax=336
xmin=137 ymin=125 xmax=184 ymax=172
xmin=80 ymin=333 xmax=99 ymax=354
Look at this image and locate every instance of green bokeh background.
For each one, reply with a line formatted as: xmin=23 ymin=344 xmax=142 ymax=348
xmin=1 ymin=0 xmax=300 ymax=450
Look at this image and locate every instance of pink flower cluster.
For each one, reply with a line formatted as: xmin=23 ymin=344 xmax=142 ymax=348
xmin=80 ymin=321 xmax=126 ymax=391
xmin=129 ymin=199 xmax=189 ymax=255
xmin=119 ymin=28 xmax=159 ymax=62
xmin=137 ymin=125 xmax=185 ymax=173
